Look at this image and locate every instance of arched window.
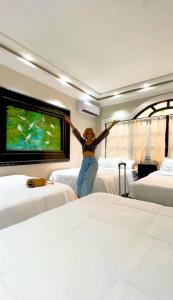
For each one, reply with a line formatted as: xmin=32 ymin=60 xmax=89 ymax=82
xmin=105 ymin=99 xmax=173 ymax=162
xmin=134 ymin=100 xmax=173 ymax=119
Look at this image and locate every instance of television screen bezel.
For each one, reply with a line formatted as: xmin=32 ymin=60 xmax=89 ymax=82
xmin=0 ymin=87 xmax=70 ymax=166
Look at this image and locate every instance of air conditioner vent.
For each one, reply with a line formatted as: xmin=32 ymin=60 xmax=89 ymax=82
xmin=77 ymin=101 xmax=100 ymax=117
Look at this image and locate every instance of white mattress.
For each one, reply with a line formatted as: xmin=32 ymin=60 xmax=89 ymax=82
xmin=0 ymin=175 xmax=77 ymax=229
xmin=130 ymin=170 xmax=173 ymax=206
xmin=0 ymin=192 xmax=173 ymax=300
xmin=50 ymin=167 xmax=135 ymax=196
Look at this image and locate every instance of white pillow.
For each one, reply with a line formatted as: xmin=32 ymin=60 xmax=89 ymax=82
xmin=98 ymin=157 xmax=121 ymax=169
xmin=120 ymin=159 xmax=136 ymax=169
xmin=159 ymin=157 xmax=173 ymax=172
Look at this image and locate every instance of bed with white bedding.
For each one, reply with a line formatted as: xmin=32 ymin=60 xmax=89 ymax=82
xmin=0 ymin=192 xmax=173 ymax=300
xmin=130 ymin=158 xmax=173 ymax=206
xmin=0 ymin=174 xmax=77 ymax=229
xmin=130 ymin=170 xmax=173 ymax=206
xmin=49 ymin=158 xmax=136 ymax=196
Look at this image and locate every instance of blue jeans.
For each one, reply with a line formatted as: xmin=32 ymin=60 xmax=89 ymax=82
xmin=77 ymin=157 xmax=98 ymax=197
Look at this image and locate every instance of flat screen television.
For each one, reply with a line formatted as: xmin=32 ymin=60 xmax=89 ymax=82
xmin=0 ymin=87 xmax=70 ymax=166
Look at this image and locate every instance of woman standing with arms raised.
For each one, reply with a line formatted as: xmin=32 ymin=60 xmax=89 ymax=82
xmin=64 ymin=116 xmax=118 ymax=198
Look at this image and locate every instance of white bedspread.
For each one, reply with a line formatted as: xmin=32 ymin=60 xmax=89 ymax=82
xmin=0 ymin=175 xmax=77 ymax=229
xmin=130 ymin=171 xmax=173 ymax=206
xmin=0 ymin=192 xmax=172 ymax=300
xmin=50 ymin=167 xmax=135 ymax=195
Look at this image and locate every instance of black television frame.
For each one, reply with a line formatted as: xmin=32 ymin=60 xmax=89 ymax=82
xmin=0 ymin=87 xmax=70 ymax=166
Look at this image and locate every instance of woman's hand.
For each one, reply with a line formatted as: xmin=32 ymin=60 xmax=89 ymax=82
xmin=107 ymin=120 xmax=119 ymax=131
xmin=64 ymin=115 xmax=76 ymax=130
xmin=112 ymin=120 xmax=119 ymax=126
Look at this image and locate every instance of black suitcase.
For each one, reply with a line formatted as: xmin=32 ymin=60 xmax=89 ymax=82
xmin=118 ymin=162 xmax=128 ymax=197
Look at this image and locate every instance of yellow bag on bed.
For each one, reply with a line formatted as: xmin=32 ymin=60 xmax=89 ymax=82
xmin=26 ymin=178 xmax=54 ymax=188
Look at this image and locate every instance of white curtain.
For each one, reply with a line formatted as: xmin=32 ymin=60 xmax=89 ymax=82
xmin=106 ymin=116 xmax=166 ymax=164
xmin=106 ymin=121 xmax=132 ymax=158
xmin=168 ymin=115 xmax=173 ymax=158
xmin=150 ymin=116 xmax=166 ymax=163
xmin=131 ymin=119 xmax=149 ymax=163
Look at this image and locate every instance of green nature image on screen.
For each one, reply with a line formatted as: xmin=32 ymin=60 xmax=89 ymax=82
xmin=6 ymin=105 xmax=61 ymax=151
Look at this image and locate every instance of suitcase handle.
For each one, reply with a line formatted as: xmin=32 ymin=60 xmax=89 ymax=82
xmin=118 ymin=162 xmax=127 ymax=196
xmin=118 ymin=162 xmax=126 ymax=167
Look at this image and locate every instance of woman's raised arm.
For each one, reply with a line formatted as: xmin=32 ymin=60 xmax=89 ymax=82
xmin=64 ymin=115 xmax=84 ymax=144
xmin=107 ymin=120 xmax=119 ymax=131
xmin=64 ymin=115 xmax=76 ymax=131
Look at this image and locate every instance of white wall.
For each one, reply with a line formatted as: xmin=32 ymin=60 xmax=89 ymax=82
xmin=101 ymin=93 xmax=173 ymax=122
xmin=0 ymin=65 xmax=99 ymax=178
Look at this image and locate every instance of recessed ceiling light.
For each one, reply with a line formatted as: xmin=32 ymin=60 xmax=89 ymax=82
xmin=22 ymin=53 xmax=33 ymax=62
xmin=142 ymin=83 xmax=151 ymax=89
xmin=139 ymin=86 xmax=154 ymax=92
xmin=58 ymin=75 xmax=70 ymax=86
xmin=18 ymin=57 xmax=36 ymax=68
xmin=112 ymin=92 xmax=121 ymax=98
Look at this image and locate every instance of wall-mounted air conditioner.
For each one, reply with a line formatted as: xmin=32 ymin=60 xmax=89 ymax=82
xmin=77 ymin=101 xmax=100 ymax=117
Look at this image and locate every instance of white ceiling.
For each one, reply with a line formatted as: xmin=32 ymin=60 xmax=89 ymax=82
xmin=0 ymin=0 xmax=173 ymax=106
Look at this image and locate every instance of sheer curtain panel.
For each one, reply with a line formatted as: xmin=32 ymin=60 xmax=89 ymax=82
xmin=106 ymin=121 xmax=132 ymax=158
xmin=168 ymin=115 xmax=173 ymax=158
